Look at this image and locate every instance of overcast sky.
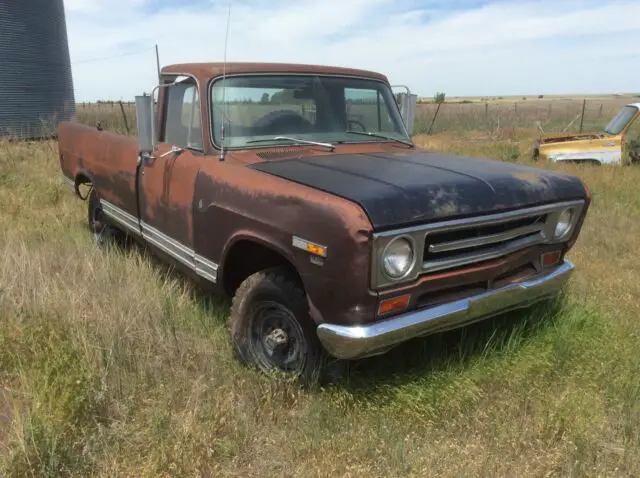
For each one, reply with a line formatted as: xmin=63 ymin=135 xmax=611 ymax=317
xmin=64 ymin=0 xmax=640 ymax=102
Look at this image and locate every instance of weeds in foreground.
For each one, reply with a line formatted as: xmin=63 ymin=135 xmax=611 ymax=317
xmin=0 ymin=132 xmax=639 ymax=475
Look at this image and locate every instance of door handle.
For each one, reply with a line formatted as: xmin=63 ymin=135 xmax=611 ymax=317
xmin=140 ymin=146 xmax=183 ymax=166
xmin=158 ymin=145 xmax=184 ymax=158
xmin=140 ymin=152 xmax=155 ymax=166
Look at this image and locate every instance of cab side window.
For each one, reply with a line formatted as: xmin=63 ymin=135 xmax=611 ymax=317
xmin=163 ymin=78 xmax=203 ymax=150
xmin=344 ymin=87 xmax=395 ymax=133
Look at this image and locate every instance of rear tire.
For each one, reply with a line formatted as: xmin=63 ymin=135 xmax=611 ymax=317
xmin=228 ymin=267 xmax=330 ymax=386
xmin=87 ymin=188 xmax=125 ymax=247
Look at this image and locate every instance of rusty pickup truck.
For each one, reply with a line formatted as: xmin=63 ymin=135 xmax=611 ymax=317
xmin=59 ymin=62 xmax=590 ymax=383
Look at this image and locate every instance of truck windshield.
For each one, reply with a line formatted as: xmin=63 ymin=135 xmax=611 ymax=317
xmin=210 ymin=75 xmax=411 ymax=149
xmin=604 ymin=105 xmax=638 ymax=135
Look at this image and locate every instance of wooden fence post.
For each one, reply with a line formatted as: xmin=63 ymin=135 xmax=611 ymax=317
xmin=579 ymin=99 xmax=586 ymax=133
xmin=427 ymin=102 xmax=442 ymax=135
xmin=118 ymin=100 xmax=130 ymax=134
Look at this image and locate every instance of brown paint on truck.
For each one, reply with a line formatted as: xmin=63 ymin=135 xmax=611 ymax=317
xmin=193 ymin=153 xmax=376 ymax=326
xmin=59 ymin=122 xmax=140 ymax=215
xmin=139 ymin=144 xmax=205 ymax=246
xmin=57 ymin=61 xmax=591 ymax=368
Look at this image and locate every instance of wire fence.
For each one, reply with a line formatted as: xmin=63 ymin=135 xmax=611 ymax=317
xmin=75 ymin=101 xmax=137 ymax=136
xmin=412 ymin=96 xmax=636 ymax=136
xmin=12 ymin=42 xmax=633 ymax=140
xmin=71 ymin=95 xmax=637 ymax=140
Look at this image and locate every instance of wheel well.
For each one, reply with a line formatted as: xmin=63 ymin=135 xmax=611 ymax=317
xmin=222 ymin=240 xmax=303 ymax=296
xmin=75 ymin=173 xmax=92 ymax=186
xmin=74 ymin=173 xmax=93 ymax=200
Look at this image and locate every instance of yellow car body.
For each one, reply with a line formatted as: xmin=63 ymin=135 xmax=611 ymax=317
xmin=534 ymin=103 xmax=640 ymax=166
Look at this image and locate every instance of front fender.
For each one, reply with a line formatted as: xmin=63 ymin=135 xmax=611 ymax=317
xmin=192 ymin=162 xmax=377 ymax=326
xmin=547 ymin=150 xmax=621 ymax=165
xmin=218 ymin=230 xmax=298 ymax=279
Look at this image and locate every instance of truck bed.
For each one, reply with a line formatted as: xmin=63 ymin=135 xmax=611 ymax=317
xmin=58 ymin=121 xmax=140 ymax=216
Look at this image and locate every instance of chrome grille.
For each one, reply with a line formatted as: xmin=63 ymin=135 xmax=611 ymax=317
xmin=370 ymin=200 xmax=586 ymax=290
xmin=423 ymin=214 xmax=547 ymax=273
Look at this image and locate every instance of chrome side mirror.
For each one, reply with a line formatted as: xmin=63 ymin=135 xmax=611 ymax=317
xmin=135 ymin=94 xmax=154 ymax=154
xmin=392 ymin=85 xmax=418 ymax=136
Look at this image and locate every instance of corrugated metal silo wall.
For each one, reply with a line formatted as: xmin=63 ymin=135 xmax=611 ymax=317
xmin=0 ymin=0 xmax=76 ymax=139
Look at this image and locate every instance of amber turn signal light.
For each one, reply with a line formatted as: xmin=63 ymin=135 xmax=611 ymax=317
xmin=292 ymin=236 xmax=327 ymax=257
xmin=541 ymin=250 xmax=561 ymax=267
xmin=378 ymin=293 xmax=411 ymax=316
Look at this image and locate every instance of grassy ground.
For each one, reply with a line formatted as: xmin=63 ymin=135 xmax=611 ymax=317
xmin=1 ymin=127 xmax=639 ymax=476
xmin=413 ymin=97 xmax=632 ymax=135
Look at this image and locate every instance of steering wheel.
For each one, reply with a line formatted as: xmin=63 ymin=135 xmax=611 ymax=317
xmin=252 ymin=109 xmax=314 ymax=134
xmin=347 ymin=119 xmax=367 ymax=132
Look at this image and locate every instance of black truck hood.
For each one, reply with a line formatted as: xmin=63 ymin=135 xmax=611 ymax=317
xmin=250 ymin=150 xmax=587 ymax=229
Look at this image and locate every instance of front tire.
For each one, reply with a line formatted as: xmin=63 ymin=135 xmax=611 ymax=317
xmin=228 ymin=267 xmax=329 ymax=385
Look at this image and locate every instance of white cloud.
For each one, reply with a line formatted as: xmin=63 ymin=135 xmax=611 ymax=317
xmin=64 ymin=0 xmax=640 ymax=101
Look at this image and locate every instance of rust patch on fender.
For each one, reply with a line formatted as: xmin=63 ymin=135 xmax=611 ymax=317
xmin=192 ymin=158 xmax=378 ymax=326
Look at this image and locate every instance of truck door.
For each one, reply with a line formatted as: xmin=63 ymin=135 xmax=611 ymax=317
xmin=138 ymin=76 xmax=206 ymax=268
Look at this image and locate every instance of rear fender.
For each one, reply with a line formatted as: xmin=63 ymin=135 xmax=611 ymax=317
xmin=74 ymin=169 xmax=95 ymax=200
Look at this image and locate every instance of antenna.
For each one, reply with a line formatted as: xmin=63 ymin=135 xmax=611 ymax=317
xmin=219 ymin=3 xmax=232 ymax=161
xmin=155 ymin=44 xmax=161 ymax=83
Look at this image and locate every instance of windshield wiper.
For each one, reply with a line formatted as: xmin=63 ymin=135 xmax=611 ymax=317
xmin=344 ymin=130 xmax=414 ymax=147
xmin=246 ymin=136 xmax=335 ymax=151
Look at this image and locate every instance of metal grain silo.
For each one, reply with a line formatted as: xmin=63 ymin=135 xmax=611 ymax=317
xmin=0 ymin=0 xmax=75 ymax=139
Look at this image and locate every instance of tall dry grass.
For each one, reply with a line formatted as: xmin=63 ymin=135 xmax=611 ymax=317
xmin=413 ymin=96 xmax=633 ymax=136
xmin=0 ymin=112 xmax=639 ymax=475
xmin=75 ymin=102 xmax=137 ymax=136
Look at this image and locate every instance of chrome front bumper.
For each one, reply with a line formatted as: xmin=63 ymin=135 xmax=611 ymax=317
xmin=317 ymin=260 xmax=575 ymax=360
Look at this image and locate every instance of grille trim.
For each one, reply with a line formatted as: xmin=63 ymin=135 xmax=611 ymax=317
xmin=370 ymin=199 xmax=586 ymax=290
xmin=423 ymin=233 xmax=543 ymax=274
xmin=427 ymin=222 xmax=545 ymax=254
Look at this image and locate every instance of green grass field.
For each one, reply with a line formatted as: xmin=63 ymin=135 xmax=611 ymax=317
xmin=1 ymin=105 xmax=639 ymax=476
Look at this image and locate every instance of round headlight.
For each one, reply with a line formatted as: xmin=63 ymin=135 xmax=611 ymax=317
xmin=554 ymin=208 xmax=573 ymax=239
xmin=383 ymin=237 xmax=415 ymax=279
